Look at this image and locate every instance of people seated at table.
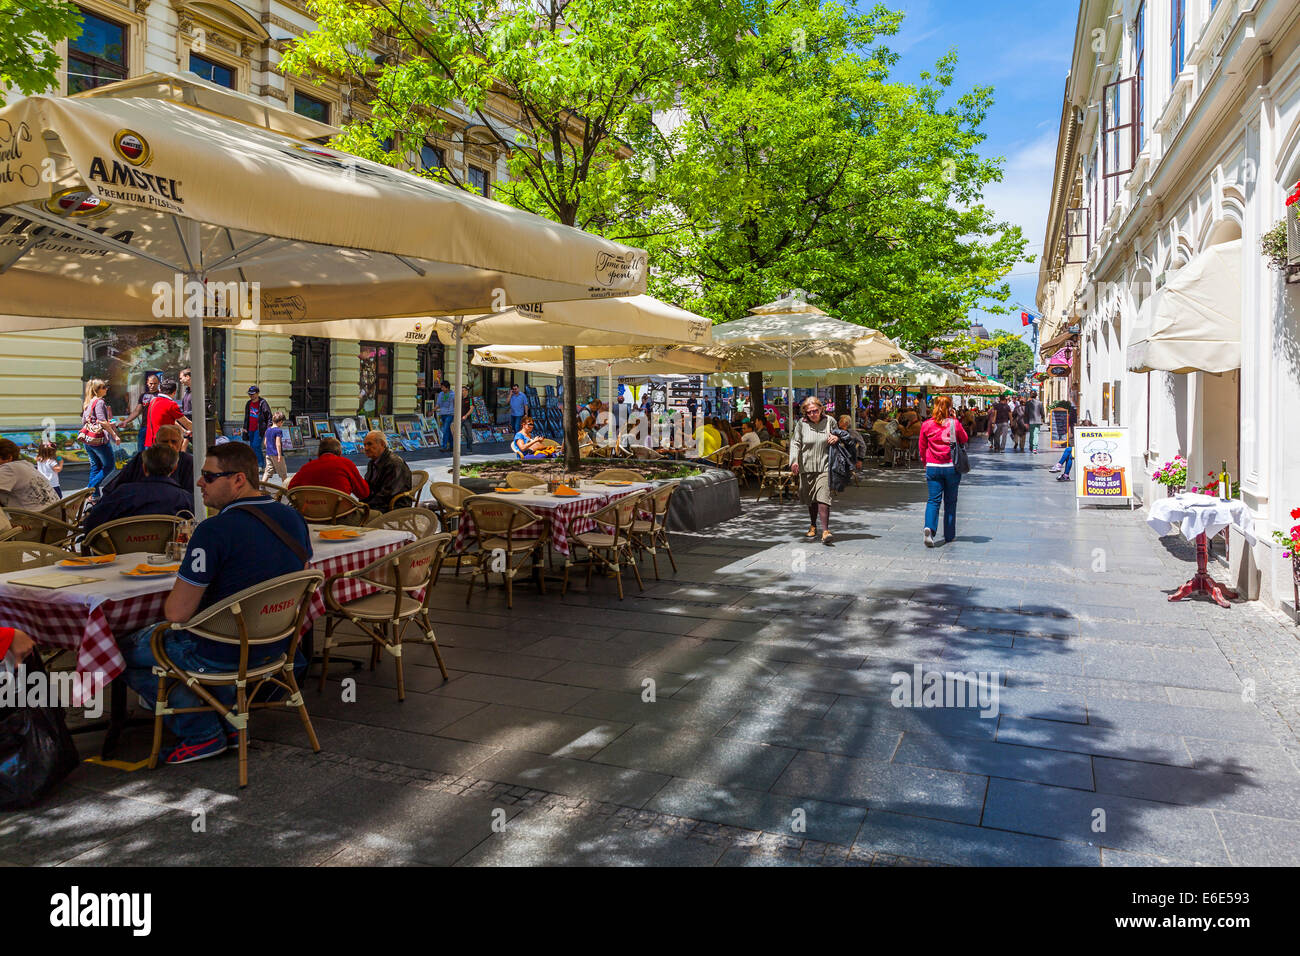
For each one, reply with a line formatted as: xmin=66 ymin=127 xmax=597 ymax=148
xmin=899 ymin=408 xmax=923 ymax=439
xmin=82 ymin=444 xmax=193 ymax=539
xmin=287 ymin=436 xmax=369 ymax=499
xmin=838 ymin=415 xmax=869 ymax=465
xmin=121 ymin=441 xmax=312 ymax=764
xmin=0 ymin=438 xmax=59 ymax=511
xmin=513 ymin=417 xmax=556 ymax=460
xmin=873 ymin=414 xmax=903 ymax=460
xmin=101 ymin=425 xmax=193 ymax=498
xmin=740 ymin=421 xmax=762 ymax=452
xmin=361 ymin=430 xmax=412 ymax=513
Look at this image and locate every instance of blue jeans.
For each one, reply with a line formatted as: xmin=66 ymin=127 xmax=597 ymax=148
xmin=1027 ymin=423 xmax=1041 ymax=451
xmin=248 ymin=430 xmax=266 ymax=468
xmin=85 ymin=441 xmax=116 ymax=490
xmin=439 ymin=414 xmax=454 ymax=450
xmin=1059 ymin=446 xmax=1073 ymax=474
xmin=511 ymin=414 xmax=523 ymax=433
xmin=121 ymin=625 xmax=298 ymax=744
xmin=925 ymin=465 xmax=961 ymax=542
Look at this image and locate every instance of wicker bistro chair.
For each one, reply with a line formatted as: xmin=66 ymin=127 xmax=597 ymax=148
xmin=41 ymin=487 xmax=95 ymax=526
xmin=564 ymin=490 xmax=647 ymax=600
xmin=629 ymin=480 xmax=680 ymax=580
xmin=84 ymin=514 xmax=184 ymax=556
xmin=754 ymin=448 xmax=795 ymax=503
xmin=0 ymin=526 xmax=22 ymax=543
xmin=592 ymin=468 xmax=646 ymax=482
xmin=146 ymin=569 xmax=325 ymax=788
xmin=366 ymin=506 xmax=441 ymax=538
xmin=462 ymin=496 xmax=550 ymax=609
xmin=319 ymin=534 xmax=452 ymax=701
xmin=285 ymin=485 xmax=370 ymax=526
xmin=5 ymin=508 xmax=79 ymax=548
xmin=260 ymin=481 xmax=288 ymax=502
xmin=506 ymin=471 xmax=546 ymax=490
xmin=391 ymin=469 xmax=429 ymax=510
xmin=0 ymin=541 xmax=76 ymax=572
xmin=428 ymin=481 xmax=472 ymax=533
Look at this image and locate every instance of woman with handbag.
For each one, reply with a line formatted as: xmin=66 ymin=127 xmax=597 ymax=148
xmin=79 ymin=378 xmax=121 ymax=492
xmin=789 ymin=396 xmax=848 ymax=545
xmin=918 ymin=396 xmax=968 ymax=547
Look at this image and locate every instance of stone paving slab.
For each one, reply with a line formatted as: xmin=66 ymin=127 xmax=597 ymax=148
xmin=14 ymin=439 xmax=1300 ymax=866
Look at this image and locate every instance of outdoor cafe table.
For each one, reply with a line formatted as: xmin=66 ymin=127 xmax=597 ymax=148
xmin=452 ymin=482 xmax=657 ymax=558
xmin=1147 ymin=493 xmax=1256 ymax=609
xmin=0 ymin=527 xmax=415 ymax=752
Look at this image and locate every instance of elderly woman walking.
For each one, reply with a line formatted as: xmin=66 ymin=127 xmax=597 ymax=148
xmin=789 ymin=396 xmax=848 ymax=544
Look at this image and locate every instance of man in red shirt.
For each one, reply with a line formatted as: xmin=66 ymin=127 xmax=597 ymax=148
xmin=287 ymin=436 xmax=369 ymax=498
xmin=144 ymin=379 xmax=191 ymax=448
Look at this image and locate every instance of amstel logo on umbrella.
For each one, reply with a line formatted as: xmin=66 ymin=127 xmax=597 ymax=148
xmin=43 ymin=187 xmax=112 ymax=218
xmin=113 ymin=129 xmax=151 ymax=167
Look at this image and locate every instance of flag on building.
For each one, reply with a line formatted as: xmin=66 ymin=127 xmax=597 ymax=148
xmin=1021 ymin=310 xmax=1037 ymax=326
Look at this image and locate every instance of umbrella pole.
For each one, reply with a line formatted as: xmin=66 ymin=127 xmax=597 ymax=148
xmin=186 ymin=284 xmax=206 ymax=518
xmin=607 ymin=362 xmax=614 ymax=451
xmin=452 ymin=319 xmax=464 ymax=487
xmin=787 ymin=349 xmax=794 ymax=438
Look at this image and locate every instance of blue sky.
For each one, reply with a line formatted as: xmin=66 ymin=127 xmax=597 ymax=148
xmin=873 ymin=0 xmax=1078 ymax=343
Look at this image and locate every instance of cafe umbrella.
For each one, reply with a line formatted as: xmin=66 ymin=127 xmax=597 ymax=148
xmin=702 ymin=296 xmax=904 ymax=433
xmin=240 ymin=295 xmax=713 ymax=481
xmin=0 ymin=91 xmax=647 ymax=513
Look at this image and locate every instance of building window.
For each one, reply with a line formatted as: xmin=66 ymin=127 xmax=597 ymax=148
xmin=1135 ymin=2 xmax=1145 ymax=148
xmin=293 ymin=90 xmax=330 ymax=124
xmin=1170 ymin=0 xmax=1186 ymax=86
xmin=468 ymin=165 xmax=490 ymax=198
xmin=189 ymin=53 xmax=234 ymax=89
xmin=358 ymin=342 xmax=392 ymax=417
xmin=421 ymin=144 xmax=445 ymax=172
xmin=67 ymin=8 xmax=127 ymax=94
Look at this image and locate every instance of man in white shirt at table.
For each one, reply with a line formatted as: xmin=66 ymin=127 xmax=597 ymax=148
xmin=119 ymin=442 xmax=312 ymax=765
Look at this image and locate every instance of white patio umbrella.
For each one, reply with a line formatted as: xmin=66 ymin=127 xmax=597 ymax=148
xmin=709 ymin=350 xmax=961 ymax=389
xmin=471 ymin=344 xmax=723 ymax=451
xmin=703 ymin=295 xmax=904 ymax=431
xmin=0 ymin=85 xmax=646 ymax=512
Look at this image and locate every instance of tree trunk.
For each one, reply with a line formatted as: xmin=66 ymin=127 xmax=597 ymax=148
xmin=748 ymin=371 xmax=764 ymax=419
xmin=833 ymin=385 xmax=851 ymax=421
xmin=562 ymin=345 xmax=580 ymax=471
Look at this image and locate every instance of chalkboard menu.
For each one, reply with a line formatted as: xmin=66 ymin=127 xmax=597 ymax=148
xmin=1049 ymin=407 xmax=1070 ymax=448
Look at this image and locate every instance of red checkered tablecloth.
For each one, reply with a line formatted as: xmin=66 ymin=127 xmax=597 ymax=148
xmin=0 ymin=532 xmax=413 ymax=684
xmin=453 ymin=493 xmax=611 ymax=557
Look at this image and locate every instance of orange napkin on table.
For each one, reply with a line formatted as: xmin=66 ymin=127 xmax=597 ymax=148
xmin=318 ymin=528 xmax=362 ymax=540
xmin=126 ymin=563 xmax=179 ymax=575
xmin=59 ymin=554 xmax=116 ymax=566
xmin=552 ymin=485 xmax=580 ymax=496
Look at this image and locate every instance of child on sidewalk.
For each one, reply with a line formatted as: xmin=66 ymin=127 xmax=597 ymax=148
xmin=36 ymin=442 xmax=63 ymax=498
xmin=262 ymin=412 xmax=288 ymax=482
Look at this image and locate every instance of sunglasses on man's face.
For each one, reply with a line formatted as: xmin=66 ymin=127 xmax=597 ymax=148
xmin=199 ymin=470 xmax=240 ymax=483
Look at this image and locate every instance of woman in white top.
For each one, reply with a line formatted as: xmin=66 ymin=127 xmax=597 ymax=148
xmin=0 ymin=439 xmax=59 ymax=510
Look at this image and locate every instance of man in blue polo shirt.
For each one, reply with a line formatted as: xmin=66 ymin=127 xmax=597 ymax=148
xmin=119 ymin=441 xmax=312 ymax=764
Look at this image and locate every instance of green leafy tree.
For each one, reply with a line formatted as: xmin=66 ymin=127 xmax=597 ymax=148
xmin=283 ymin=0 xmax=709 ymax=467
xmin=612 ymin=3 xmax=1027 ymax=349
xmin=938 ymin=330 xmax=1020 ymax=369
xmin=0 ymin=0 xmax=83 ymax=105
xmin=997 ymin=336 xmax=1034 ymax=385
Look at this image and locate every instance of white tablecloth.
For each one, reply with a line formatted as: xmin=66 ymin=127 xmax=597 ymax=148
xmin=1147 ymin=493 xmax=1257 ymax=546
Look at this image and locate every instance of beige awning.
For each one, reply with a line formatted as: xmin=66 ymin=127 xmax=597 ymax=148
xmin=0 ymin=94 xmax=647 ymax=323
xmin=1126 ymin=239 xmax=1241 ymax=374
xmin=471 ymin=344 xmax=723 ymax=376
xmin=432 ymin=295 xmax=712 ymax=347
xmin=708 ymin=350 xmax=960 ymax=388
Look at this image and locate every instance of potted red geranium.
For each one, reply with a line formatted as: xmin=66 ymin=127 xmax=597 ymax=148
xmin=1274 ymin=507 xmax=1300 ymax=613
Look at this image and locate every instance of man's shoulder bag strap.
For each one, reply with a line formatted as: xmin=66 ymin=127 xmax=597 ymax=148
xmin=231 ymin=504 xmax=309 ymax=568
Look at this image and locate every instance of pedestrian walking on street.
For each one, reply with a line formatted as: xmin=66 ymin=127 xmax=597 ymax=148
xmin=120 ymin=372 xmax=161 ymax=455
xmin=988 ymin=396 xmax=1011 ymax=452
xmin=461 ymin=386 xmax=475 ymax=452
xmin=241 ymin=385 xmax=273 ymax=470
xmin=919 ymin=396 xmax=968 ymax=547
xmin=436 ymin=381 xmax=455 ymax=451
xmin=507 ymin=383 xmax=528 ymax=433
xmin=79 ymin=378 xmax=121 ymax=493
xmin=1050 ymin=401 xmax=1079 ymax=480
xmin=262 ymin=412 xmax=288 ymax=482
xmin=1010 ymin=400 xmax=1028 ymax=452
xmin=789 ymin=396 xmax=846 ymax=545
xmin=1024 ymin=395 xmax=1045 ymax=453
xmin=35 ymin=442 xmax=64 ymax=498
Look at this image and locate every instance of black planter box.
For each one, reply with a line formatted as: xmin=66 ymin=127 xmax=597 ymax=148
xmin=666 ymin=467 xmax=742 ymax=532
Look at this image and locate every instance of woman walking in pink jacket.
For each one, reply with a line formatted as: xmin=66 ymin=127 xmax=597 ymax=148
xmin=918 ymin=396 xmax=969 ymax=547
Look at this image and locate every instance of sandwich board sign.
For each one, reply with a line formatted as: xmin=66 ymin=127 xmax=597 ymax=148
xmin=1049 ymin=407 xmax=1070 ymax=448
xmin=1074 ymin=426 xmax=1135 ymax=510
